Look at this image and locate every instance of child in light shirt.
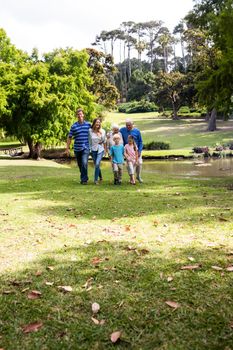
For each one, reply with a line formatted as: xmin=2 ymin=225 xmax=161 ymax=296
xmin=109 ymin=134 xmax=124 ymax=185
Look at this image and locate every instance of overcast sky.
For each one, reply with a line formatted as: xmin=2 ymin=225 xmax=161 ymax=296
xmin=1 ymin=0 xmax=194 ymax=57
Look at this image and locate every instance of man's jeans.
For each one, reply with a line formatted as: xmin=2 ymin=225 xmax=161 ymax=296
xmin=91 ymin=150 xmax=104 ymax=182
xmin=74 ymin=149 xmax=89 ymax=183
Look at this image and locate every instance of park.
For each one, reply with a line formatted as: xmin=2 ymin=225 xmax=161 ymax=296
xmin=1 ymin=0 xmax=233 ymax=349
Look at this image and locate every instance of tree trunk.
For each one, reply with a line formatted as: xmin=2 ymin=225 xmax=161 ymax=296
xmin=33 ymin=142 xmax=42 ymax=160
xmin=207 ymin=108 xmax=217 ymax=131
xmin=172 ymin=101 xmax=179 ymax=120
xmin=27 ymin=138 xmax=34 ymax=159
xmin=27 ymin=139 xmax=42 ymax=159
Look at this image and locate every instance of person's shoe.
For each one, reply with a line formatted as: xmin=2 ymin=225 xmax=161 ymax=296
xmin=114 ymin=179 xmax=118 ymax=185
xmin=118 ymin=181 xmax=122 ymax=185
xmin=94 ymin=181 xmax=99 ymax=185
xmin=99 ymin=177 xmax=103 ymax=182
xmin=136 ymin=176 xmax=143 ymax=183
xmin=81 ymin=181 xmax=88 ymax=185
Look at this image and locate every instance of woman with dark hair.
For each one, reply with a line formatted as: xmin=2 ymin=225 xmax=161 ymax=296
xmin=89 ymin=118 xmax=106 ymax=184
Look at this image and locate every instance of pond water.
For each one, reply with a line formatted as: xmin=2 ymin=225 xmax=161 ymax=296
xmin=142 ymin=158 xmax=233 ymax=178
xmin=70 ymin=158 xmax=233 ymax=178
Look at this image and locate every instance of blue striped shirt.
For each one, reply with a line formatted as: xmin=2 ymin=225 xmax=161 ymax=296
xmin=68 ymin=121 xmax=91 ymax=152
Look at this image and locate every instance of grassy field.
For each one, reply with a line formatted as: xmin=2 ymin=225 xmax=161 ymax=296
xmin=0 ymin=159 xmax=233 ymax=349
xmin=106 ymin=112 xmax=233 ymax=150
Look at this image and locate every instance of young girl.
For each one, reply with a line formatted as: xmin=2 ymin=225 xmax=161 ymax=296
xmin=124 ymin=135 xmax=138 ymax=185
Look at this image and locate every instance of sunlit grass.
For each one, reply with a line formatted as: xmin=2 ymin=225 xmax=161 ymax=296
xmin=0 ymin=159 xmax=233 ymax=349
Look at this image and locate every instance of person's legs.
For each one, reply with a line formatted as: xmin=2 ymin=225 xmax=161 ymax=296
xmin=94 ymin=152 xmax=104 ymax=182
xmin=91 ymin=150 xmax=97 ymax=181
xmin=136 ymin=156 xmax=143 ymax=183
xmin=127 ymin=162 xmax=135 ymax=184
xmin=118 ymin=164 xmax=123 ymax=184
xmin=81 ymin=149 xmax=89 ymax=183
xmin=112 ymin=163 xmax=118 ymax=184
xmin=75 ymin=151 xmax=82 ymax=182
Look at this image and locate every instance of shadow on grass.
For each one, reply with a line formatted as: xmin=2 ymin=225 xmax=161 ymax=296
xmin=0 ymin=241 xmax=233 ymax=349
xmin=0 ymin=165 xmax=232 ymax=224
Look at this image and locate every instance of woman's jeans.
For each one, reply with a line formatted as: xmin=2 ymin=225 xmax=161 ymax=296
xmin=74 ymin=149 xmax=89 ymax=183
xmin=91 ymin=150 xmax=104 ymax=182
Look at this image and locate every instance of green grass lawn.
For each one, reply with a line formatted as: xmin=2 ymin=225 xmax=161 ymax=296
xmin=0 ymin=159 xmax=233 ymax=349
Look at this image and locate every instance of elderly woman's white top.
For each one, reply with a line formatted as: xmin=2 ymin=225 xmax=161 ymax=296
xmin=89 ymin=128 xmax=106 ymax=153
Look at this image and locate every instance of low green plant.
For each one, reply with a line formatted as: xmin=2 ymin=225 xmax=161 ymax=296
xmin=118 ymin=100 xmax=159 ymax=113
xmin=144 ymin=141 xmax=170 ymax=150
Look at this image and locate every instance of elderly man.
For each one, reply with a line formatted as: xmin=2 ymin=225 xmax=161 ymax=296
xmin=120 ymin=119 xmax=143 ymax=183
xmin=66 ymin=108 xmax=91 ymax=184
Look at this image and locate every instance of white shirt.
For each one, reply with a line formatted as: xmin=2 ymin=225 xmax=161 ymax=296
xmin=89 ymin=129 xmax=106 ymax=153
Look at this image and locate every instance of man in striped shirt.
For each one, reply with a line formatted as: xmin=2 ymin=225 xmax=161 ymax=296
xmin=66 ymin=108 xmax=91 ymax=184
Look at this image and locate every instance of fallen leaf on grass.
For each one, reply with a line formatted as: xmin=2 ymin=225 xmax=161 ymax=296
xmin=219 ymin=217 xmax=229 ymax=222
xmin=226 ymin=266 xmax=233 ymax=272
xmin=91 ymin=317 xmax=100 ymax=325
xmin=2 ymin=290 xmax=14 ymax=295
xmin=35 ymin=271 xmax=42 ymax=276
xmin=91 ymin=317 xmax=105 ymax=325
xmin=58 ymin=286 xmax=73 ymax=292
xmin=22 ymin=321 xmax=43 ymax=333
xmin=82 ymin=277 xmax=94 ymax=290
xmin=124 ymin=246 xmax=136 ymax=251
xmin=92 ymin=302 xmax=100 ymax=314
xmin=153 ymin=220 xmax=159 ymax=226
xmin=110 ymin=330 xmax=122 ymax=343
xmin=165 ymin=301 xmax=180 ymax=309
xmin=188 ymin=256 xmax=195 ymax=262
xmin=46 ymin=266 xmax=54 ymax=271
xmin=180 ymin=264 xmax=200 ymax=270
xmin=91 ymin=257 xmax=103 ymax=265
xmin=125 ymin=225 xmax=131 ymax=231
xmin=167 ymin=276 xmax=173 ymax=282
xmin=45 ymin=282 xmax=54 ymax=286
xmin=139 ymin=249 xmax=150 ymax=255
xmin=27 ymin=290 xmax=42 ymax=299
xmin=211 ymin=266 xmax=223 ymax=271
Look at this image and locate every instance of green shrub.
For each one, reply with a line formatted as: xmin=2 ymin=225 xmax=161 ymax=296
xmin=144 ymin=141 xmax=170 ymax=150
xmin=178 ymin=106 xmax=190 ymax=114
xmin=118 ymin=101 xmax=159 ymax=113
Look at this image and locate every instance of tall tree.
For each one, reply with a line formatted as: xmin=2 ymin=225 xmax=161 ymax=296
xmin=142 ymin=20 xmax=163 ymax=72
xmin=186 ymin=0 xmax=233 ymax=131
xmin=86 ymin=48 xmax=119 ymax=109
xmin=0 ymin=48 xmax=95 ymax=158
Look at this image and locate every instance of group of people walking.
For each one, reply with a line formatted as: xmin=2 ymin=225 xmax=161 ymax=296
xmin=66 ymin=108 xmax=143 ymax=185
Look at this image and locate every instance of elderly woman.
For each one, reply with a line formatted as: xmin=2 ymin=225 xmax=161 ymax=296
xmin=106 ymin=124 xmax=123 ymax=155
xmin=89 ymin=118 xmax=107 ymax=185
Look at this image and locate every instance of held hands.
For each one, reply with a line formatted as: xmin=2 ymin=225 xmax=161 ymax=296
xmin=65 ymin=148 xmax=70 ymax=157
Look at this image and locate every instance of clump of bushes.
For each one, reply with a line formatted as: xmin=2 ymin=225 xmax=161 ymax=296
xmin=193 ymin=146 xmax=210 ymax=156
xmin=179 ymin=106 xmax=190 ymax=114
xmin=227 ymin=141 xmax=233 ymax=150
xmin=118 ymin=101 xmax=159 ymax=113
xmin=144 ymin=141 xmax=170 ymax=150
